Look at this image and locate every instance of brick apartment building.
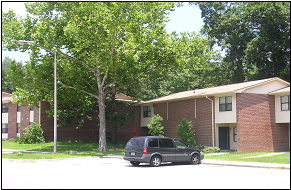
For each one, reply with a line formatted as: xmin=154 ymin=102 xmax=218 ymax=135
xmin=2 ymin=77 xmax=290 ymax=152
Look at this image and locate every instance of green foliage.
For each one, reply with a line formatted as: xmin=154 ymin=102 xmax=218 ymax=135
xmin=2 ymin=2 xmax=177 ymax=152
xmin=18 ymin=122 xmax=45 ymax=144
xmin=137 ymin=31 xmax=224 ymax=100
xmin=1 ymin=56 xmax=21 ymax=93
xmin=147 ymin=114 xmax=164 ymax=137
xmin=106 ymin=96 xmax=136 ymax=144
xmin=195 ymin=144 xmax=220 ymax=153
xmin=176 ymin=118 xmax=196 ymax=147
xmin=195 ymin=2 xmax=290 ymax=83
xmin=8 ymin=137 xmax=21 ymax=143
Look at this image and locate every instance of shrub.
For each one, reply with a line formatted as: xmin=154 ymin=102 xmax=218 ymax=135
xmin=195 ymin=144 xmax=220 ymax=153
xmin=147 ymin=114 xmax=164 ymax=136
xmin=8 ymin=137 xmax=20 ymax=142
xmin=18 ymin=122 xmax=45 ymax=144
xmin=176 ymin=118 xmax=195 ymax=147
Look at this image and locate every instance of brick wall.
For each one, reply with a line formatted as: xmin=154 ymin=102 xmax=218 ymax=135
xmin=40 ymin=102 xmax=147 ymax=142
xmin=20 ymin=105 xmax=30 ymax=135
xmin=33 ymin=104 xmax=40 ymax=124
xmin=8 ymin=102 xmax=17 ymax=139
xmin=153 ymin=97 xmax=214 ymax=146
xmin=237 ymin=93 xmax=289 ymax=152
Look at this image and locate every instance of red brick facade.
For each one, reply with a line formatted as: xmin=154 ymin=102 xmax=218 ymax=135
xmin=3 ymin=101 xmax=40 ymax=139
xmin=7 ymin=102 xmax=17 ymax=139
xmin=237 ymin=93 xmax=289 ymax=152
xmin=40 ymin=102 xmax=148 ymax=142
xmin=153 ymin=97 xmax=214 ymax=146
xmin=3 ymin=91 xmax=289 ymax=152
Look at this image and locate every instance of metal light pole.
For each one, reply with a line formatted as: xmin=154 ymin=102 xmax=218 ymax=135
xmin=18 ymin=40 xmax=57 ymax=153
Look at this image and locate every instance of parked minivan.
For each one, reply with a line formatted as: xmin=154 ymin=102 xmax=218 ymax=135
xmin=123 ymin=136 xmax=204 ymax=167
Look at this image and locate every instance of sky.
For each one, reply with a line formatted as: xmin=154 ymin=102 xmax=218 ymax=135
xmin=1 ymin=2 xmax=203 ymax=63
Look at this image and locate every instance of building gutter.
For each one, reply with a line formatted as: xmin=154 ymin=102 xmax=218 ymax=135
xmin=206 ymin=96 xmax=214 ymax=147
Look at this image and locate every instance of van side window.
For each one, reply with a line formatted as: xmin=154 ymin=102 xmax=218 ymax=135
xmin=148 ymin=138 xmax=159 ymax=147
xmin=159 ymin=139 xmax=174 ymax=148
xmin=174 ymin=140 xmax=187 ymax=148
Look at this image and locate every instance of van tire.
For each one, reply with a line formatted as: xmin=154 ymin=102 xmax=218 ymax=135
xmin=191 ymin=154 xmax=200 ymax=165
xmin=150 ymin=155 xmax=161 ymax=167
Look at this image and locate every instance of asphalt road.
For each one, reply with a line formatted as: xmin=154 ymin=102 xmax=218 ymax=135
xmin=2 ymin=157 xmax=290 ymax=189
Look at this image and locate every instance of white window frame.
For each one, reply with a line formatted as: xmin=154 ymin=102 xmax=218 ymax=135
xmin=219 ymin=96 xmax=232 ymax=112
xmin=281 ymin=95 xmax=290 ymax=111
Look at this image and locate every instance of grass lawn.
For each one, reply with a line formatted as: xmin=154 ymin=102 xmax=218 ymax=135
xmin=204 ymin=152 xmax=290 ymax=164
xmin=1 ymin=140 xmax=126 ymax=159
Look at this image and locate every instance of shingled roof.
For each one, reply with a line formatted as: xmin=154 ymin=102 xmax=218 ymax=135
xmin=2 ymin=92 xmax=13 ymax=103
xmin=145 ymin=77 xmax=290 ymax=103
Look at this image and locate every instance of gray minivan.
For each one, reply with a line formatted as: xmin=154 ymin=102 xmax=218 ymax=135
xmin=123 ymin=136 xmax=204 ymax=167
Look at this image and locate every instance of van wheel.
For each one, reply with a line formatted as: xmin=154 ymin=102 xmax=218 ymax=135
xmin=130 ymin=161 xmax=140 ymax=166
xmin=150 ymin=155 xmax=161 ymax=167
xmin=191 ymin=154 xmax=200 ymax=165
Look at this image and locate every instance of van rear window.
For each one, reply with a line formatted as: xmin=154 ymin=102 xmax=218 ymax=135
xmin=126 ymin=138 xmax=145 ymax=148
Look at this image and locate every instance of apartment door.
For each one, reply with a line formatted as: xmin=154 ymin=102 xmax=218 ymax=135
xmin=219 ymin=127 xmax=230 ymax=150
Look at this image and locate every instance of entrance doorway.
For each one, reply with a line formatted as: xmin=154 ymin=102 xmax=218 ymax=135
xmin=219 ymin=127 xmax=230 ymax=150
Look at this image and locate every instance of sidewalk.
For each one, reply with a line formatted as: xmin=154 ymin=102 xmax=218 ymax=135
xmin=2 ymin=149 xmax=53 ymax=154
xmin=201 ymin=159 xmax=290 ymax=169
xmin=2 ymin=149 xmax=290 ymax=169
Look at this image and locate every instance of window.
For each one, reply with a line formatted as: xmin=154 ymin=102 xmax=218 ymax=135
xmin=281 ymin=95 xmax=290 ymax=111
xmin=2 ymin=103 xmax=8 ymax=113
xmin=233 ymin=127 xmax=237 ymax=142
xmin=2 ymin=124 xmax=8 ymax=133
xmin=17 ymin=123 xmax=21 ymax=133
xmin=159 ymin=139 xmax=174 ymax=148
xmin=143 ymin=106 xmax=151 ymax=118
xmin=30 ymin=106 xmax=34 ymax=111
xmin=219 ymin=96 xmax=232 ymax=111
xmin=174 ymin=139 xmax=187 ymax=148
xmin=148 ymin=138 xmax=159 ymax=147
xmin=17 ymin=104 xmax=21 ymax=112
xmin=126 ymin=137 xmax=145 ymax=148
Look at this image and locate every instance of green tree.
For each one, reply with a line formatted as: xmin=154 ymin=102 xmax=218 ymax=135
xmin=1 ymin=56 xmax=21 ymax=93
xmin=147 ymin=114 xmax=164 ymax=137
xmin=193 ymin=2 xmax=290 ymax=83
xmin=176 ymin=118 xmax=195 ymax=147
xmin=106 ymin=93 xmax=136 ymax=144
xmin=2 ymin=2 xmax=176 ymax=152
xmin=244 ymin=2 xmax=290 ymax=81
xmin=137 ymin=31 xmax=224 ymax=100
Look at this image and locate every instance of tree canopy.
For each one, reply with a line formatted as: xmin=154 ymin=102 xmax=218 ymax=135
xmin=2 ymin=2 xmax=177 ymax=151
xmin=2 ymin=56 xmax=21 ymax=94
xmin=194 ymin=2 xmax=290 ymax=83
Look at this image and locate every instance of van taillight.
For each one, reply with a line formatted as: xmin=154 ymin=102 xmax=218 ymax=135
xmin=143 ymin=147 xmax=148 ymax=154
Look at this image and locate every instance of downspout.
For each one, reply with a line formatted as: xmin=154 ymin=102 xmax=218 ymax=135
xmin=206 ymin=96 xmax=214 ymax=147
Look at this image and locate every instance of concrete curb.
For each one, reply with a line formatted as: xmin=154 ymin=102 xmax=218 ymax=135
xmin=201 ymin=159 xmax=290 ymax=169
xmin=2 ymin=149 xmax=52 ymax=154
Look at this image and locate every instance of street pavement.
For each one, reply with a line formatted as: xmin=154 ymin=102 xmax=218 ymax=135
xmin=2 ymin=149 xmax=290 ymax=169
xmin=2 ymin=156 xmax=290 ymax=189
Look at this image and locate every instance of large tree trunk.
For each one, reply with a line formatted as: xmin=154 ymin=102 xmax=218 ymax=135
xmin=96 ymin=69 xmax=108 ymax=152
